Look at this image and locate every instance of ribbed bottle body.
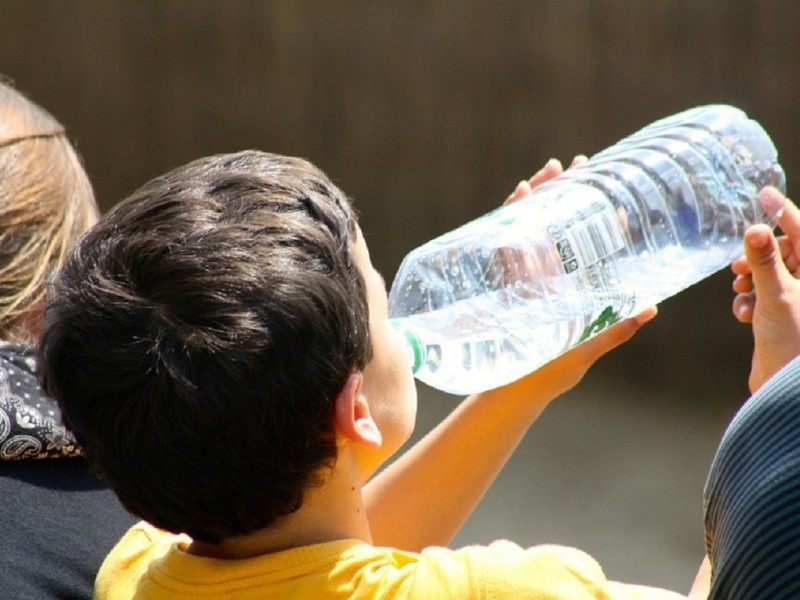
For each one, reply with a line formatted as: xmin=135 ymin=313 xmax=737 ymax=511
xmin=388 ymin=105 xmax=786 ymax=395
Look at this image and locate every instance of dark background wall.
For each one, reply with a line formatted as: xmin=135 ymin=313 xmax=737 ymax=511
xmin=1 ymin=0 xmax=798 ymax=591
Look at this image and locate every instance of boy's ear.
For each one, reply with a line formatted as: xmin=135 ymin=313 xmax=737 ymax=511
xmin=333 ymin=372 xmax=382 ymax=448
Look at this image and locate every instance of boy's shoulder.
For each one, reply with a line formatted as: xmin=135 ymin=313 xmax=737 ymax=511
xmin=95 ymin=528 xmax=684 ymax=599
xmin=95 ymin=522 xmax=188 ymax=599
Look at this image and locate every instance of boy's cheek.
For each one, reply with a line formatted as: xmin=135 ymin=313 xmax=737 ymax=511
xmin=391 ymin=331 xmax=412 ymax=372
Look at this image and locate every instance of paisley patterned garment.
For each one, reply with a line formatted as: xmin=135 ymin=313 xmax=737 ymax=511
xmin=0 ymin=341 xmax=80 ymax=460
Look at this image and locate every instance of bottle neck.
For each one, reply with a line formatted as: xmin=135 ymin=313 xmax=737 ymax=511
xmin=392 ymin=322 xmax=424 ymax=374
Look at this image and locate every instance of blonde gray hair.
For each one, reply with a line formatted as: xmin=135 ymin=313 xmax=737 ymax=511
xmin=0 ymin=80 xmax=98 ymax=342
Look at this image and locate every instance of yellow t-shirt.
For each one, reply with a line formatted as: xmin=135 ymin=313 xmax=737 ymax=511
xmin=96 ymin=522 xmax=688 ymax=599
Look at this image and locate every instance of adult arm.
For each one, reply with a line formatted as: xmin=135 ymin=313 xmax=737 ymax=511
xmin=699 ymin=188 xmax=800 ymax=598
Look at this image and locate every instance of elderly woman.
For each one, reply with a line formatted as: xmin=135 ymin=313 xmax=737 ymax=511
xmin=0 ymin=79 xmax=134 ymax=599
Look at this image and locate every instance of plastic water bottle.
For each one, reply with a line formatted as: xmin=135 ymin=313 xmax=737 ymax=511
xmin=388 ymin=105 xmax=786 ymax=395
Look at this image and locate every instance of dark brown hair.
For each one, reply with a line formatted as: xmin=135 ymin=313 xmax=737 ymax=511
xmin=39 ymin=150 xmax=371 ymax=543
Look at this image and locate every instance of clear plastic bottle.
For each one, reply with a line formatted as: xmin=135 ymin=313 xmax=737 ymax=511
xmin=388 ymin=105 xmax=786 ymax=395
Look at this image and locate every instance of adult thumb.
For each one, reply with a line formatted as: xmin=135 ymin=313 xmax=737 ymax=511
xmin=744 ymin=224 xmax=786 ymax=297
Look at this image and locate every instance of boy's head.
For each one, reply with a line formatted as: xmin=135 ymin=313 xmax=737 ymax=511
xmin=39 ymin=150 xmax=417 ymax=544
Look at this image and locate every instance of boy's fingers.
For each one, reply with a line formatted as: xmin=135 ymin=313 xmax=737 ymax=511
xmin=504 ymin=158 xmax=565 ymax=206
xmin=570 ymin=154 xmax=588 ymax=168
xmin=633 ymin=305 xmax=658 ymax=326
xmin=578 ymin=306 xmax=657 ymax=358
xmin=503 ymin=180 xmax=532 ymax=205
xmin=744 ymin=224 xmax=786 ymax=298
xmin=528 ymin=158 xmax=563 ymax=189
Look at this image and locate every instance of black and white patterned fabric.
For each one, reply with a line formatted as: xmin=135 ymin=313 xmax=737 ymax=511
xmin=0 ymin=341 xmax=80 ymax=460
xmin=0 ymin=342 xmax=136 ymax=599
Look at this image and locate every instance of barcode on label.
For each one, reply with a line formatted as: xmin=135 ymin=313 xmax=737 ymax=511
xmin=566 ymin=209 xmax=625 ymax=267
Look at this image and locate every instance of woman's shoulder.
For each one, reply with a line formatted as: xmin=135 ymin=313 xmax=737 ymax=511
xmin=0 ymin=340 xmax=81 ymax=459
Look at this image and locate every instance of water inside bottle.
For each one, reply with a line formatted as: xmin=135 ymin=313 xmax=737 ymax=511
xmin=392 ymin=242 xmax=741 ymax=395
xmin=388 ymin=105 xmax=785 ymax=395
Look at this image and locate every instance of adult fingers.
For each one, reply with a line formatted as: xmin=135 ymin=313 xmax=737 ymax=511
xmin=762 ymin=187 xmax=800 ymax=239
xmin=732 ymin=273 xmax=754 ymax=295
xmin=744 ymin=224 xmax=787 ymax=299
xmin=732 ymin=293 xmax=755 ymax=324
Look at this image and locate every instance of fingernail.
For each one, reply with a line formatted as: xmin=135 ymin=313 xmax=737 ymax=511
xmin=748 ymin=227 xmax=771 ymax=249
xmin=546 ymin=158 xmax=563 ymax=170
xmin=634 ymin=306 xmax=658 ymax=324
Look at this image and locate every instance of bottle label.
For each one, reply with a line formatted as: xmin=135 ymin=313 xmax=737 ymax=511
xmin=552 ymin=204 xmax=626 ymax=271
xmin=547 ymin=195 xmax=634 ymax=342
xmin=577 ymin=305 xmax=621 ymax=342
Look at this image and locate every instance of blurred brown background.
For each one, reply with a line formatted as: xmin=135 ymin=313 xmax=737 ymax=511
xmin=2 ymin=0 xmax=798 ymax=591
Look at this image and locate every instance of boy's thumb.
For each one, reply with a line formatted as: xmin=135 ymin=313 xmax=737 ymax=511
xmin=744 ymin=224 xmax=785 ymax=297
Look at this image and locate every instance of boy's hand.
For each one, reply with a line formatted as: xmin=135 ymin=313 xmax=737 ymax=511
xmin=503 ymin=155 xmax=587 ymax=205
xmin=366 ymin=157 xmax=653 ymax=551
xmin=731 ymin=187 xmax=800 ymax=392
xmin=493 ymin=156 xmax=657 ymax=402
xmin=498 ymin=305 xmax=657 ymax=402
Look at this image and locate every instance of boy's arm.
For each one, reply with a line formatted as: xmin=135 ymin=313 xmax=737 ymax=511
xmin=364 ymin=158 xmax=657 ymax=551
xmin=687 ymin=555 xmax=711 ymax=599
xmin=363 ymin=305 xmax=655 ymax=551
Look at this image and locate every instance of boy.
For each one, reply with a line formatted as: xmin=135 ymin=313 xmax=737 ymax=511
xmin=40 ymin=150 xmax=704 ymax=598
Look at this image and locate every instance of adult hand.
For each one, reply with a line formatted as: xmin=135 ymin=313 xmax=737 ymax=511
xmin=731 ymin=187 xmax=800 ymax=392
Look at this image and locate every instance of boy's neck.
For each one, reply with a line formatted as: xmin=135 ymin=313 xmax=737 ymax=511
xmin=187 ymin=445 xmax=371 ymax=559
